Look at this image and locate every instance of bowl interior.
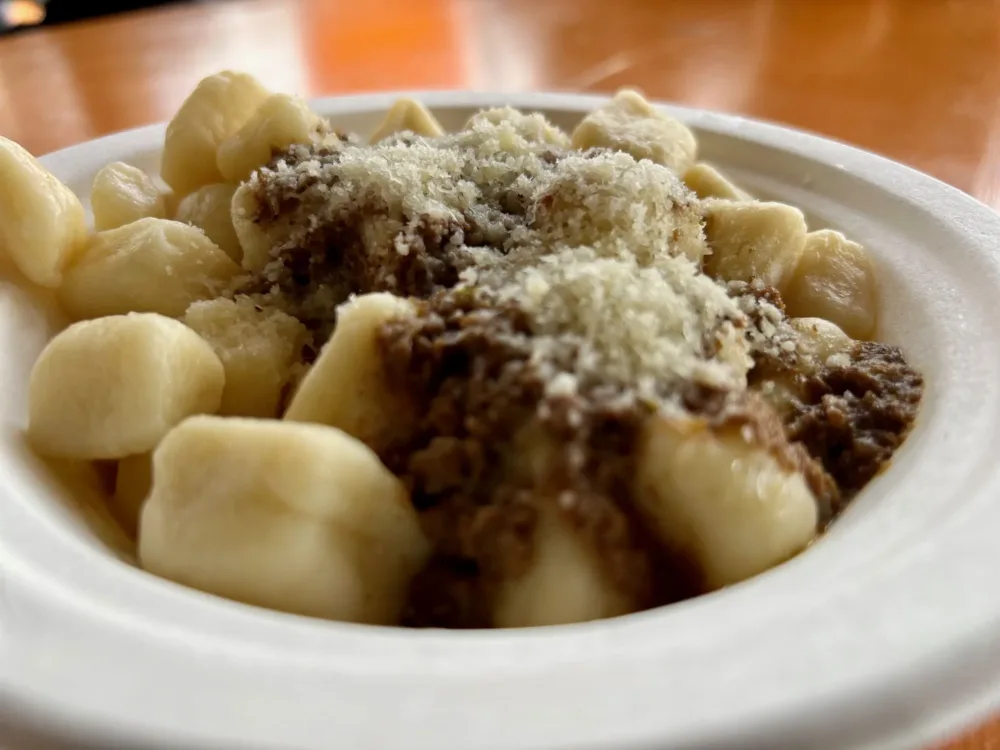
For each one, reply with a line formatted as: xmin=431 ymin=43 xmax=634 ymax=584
xmin=5 ymin=96 xmax=1000 ymax=750
xmin=0 ymin=102 xmax=958 ymax=570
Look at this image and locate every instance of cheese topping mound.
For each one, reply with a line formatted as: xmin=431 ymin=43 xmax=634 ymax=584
xmin=243 ymin=111 xmax=774 ymax=410
xmin=481 ymin=247 xmax=751 ymax=399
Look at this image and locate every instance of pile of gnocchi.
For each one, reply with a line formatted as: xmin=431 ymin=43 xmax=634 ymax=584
xmin=0 ymin=72 xmax=424 ymax=623
xmin=0 ymin=70 xmax=892 ymax=628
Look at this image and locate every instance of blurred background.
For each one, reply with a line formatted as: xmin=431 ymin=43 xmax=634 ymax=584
xmin=2 ymin=0 xmax=1000 ymax=211
xmin=0 ymin=2 xmax=999 ymax=747
xmin=1 ymin=0 xmax=183 ymax=27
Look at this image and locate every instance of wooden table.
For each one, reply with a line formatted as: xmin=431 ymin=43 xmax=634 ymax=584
xmin=0 ymin=0 xmax=998 ymax=747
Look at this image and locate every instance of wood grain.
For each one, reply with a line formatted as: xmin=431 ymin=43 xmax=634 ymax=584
xmin=0 ymin=1 xmax=998 ymax=746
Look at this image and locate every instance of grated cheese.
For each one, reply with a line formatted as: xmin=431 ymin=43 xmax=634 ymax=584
xmin=245 ymin=107 xmax=797 ymax=413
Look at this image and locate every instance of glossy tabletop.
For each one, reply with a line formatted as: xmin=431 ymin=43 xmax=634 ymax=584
xmin=1 ymin=0 xmax=998 ymax=747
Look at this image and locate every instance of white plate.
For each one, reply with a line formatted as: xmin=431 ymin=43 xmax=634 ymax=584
xmin=3 ymin=92 xmax=1000 ymax=750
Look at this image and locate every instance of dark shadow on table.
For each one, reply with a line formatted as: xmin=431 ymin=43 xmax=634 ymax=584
xmin=1 ymin=0 xmax=201 ymax=33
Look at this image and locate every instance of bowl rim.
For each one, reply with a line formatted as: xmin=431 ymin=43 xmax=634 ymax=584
xmin=3 ymin=89 xmax=1000 ymax=750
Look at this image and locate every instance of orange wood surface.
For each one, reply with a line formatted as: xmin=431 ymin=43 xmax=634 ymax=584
xmin=1 ymin=0 xmax=999 ymax=747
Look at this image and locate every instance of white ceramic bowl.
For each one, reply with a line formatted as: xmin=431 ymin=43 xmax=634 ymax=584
xmin=3 ymin=92 xmax=1000 ymax=750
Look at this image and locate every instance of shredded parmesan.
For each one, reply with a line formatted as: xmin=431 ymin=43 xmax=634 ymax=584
xmin=244 ymin=107 xmax=793 ymax=413
xmin=478 ymin=246 xmax=751 ymax=396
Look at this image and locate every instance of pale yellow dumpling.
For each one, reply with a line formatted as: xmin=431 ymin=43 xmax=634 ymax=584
xmin=139 ymin=416 xmax=430 ymax=624
xmin=28 ymin=313 xmax=224 ymax=459
xmin=58 ymin=218 xmax=241 ymax=320
xmin=184 ymin=297 xmax=308 ymax=418
xmin=0 ymin=136 xmax=87 ymax=287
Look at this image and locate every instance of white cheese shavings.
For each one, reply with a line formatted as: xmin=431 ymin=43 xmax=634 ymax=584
xmin=489 ymin=246 xmax=752 ymax=394
xmin=247 ymin=107 xmax=806 ymax=410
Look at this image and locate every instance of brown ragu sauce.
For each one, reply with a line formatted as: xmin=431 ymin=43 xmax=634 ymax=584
xmin=237 ymin=115 xmax=923 ymax=628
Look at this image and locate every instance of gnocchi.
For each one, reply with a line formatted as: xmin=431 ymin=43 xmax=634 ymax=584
xmin=139 ymin=416 xmax=430 ymax=623
xmin=284 ymin=293 xmax=418 ymax=453
xmin=571 ymin=89 xmax=697 ymax=173
xmin=174 ymin=183 xmax=242 ymax=262
xmin=683 ymin=162 xmax=752 ymax=201
xmin=369 ymin=98 xmax=445 ymax=143
xmin=784 ymin=229 xmax=878 ymax=340
xmin=530 ymin=152 xmax=709 ymax=264
xmin=28 ymin=313 xmax=224 ymax=459
xmin=493 ymin=506 xmax=633 ymax=628
xmin=217 ymin=93 xmax=323 ymax=183
xmin=7 ymin=73 xmax=921 ymax=631
xmin=0 ymin=136 xmax=87 ymax=287
xmin=184 ymin=297 xmax=308 ymax=418
xmin=230 ymin=183 xmax=273 ymax=273
xmin=635 ymin=413 xmax=818 ymax=589
xmin=58 ymin=218 xmax=241 ymax=320
xmin=702 ymin=200 xmax=808 ymax=292
xmin=756 ymin=317 xmax=855 ymax=417
xmin=91 ymin=162 xmax=167 ymax=231
xmin=161 ymin=71 xmax=270 ymax=195
xmin=789 ymin=316 xmax=854 ymax=371
xmin=464 ymin=107 xmax=571 ymax=148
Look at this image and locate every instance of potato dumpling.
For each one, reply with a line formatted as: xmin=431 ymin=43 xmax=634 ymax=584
xmin=174 ymin=183 xmax=241 ymax=261
xmin=571 ymin=89 xmax=697 ymax=173
xmin=161 ymin=71 xmax=270 ymax=195
xmin=184 ymin=297 xmax=308 ymax=418
xmin=702 ymin=200 xmax=808 ymax=292
xmin=0 ymin=136 xmax=87 ymax=287
xmin=635 ymin=414 xmax=818 ymax=589
xmin=493 ymin=507 xmax=633 ymax=628
xmin=784 ymin=229 xmax=878 ymax=340
xmin=217 ymin=93 xmax=322 ymax=184
xmin=230 ymin=183 xmax=273 ymax=273
xmin=285 ymin=293 xmax=418 ymax=453
xmin=58 ymin=218 xmax=241 ymax=320
xmin=530 ymin=151 xmax=708 ymax=264
xmin=112 ymin=452 xmax=154 ymax=537
xmin=138 ymin=416 xmax=430 ymax=624
xmin=28 ymin=313 xmax=224 ymax=459
xmin=369 ymin=98 xmax=445 ymax=143
xmin=683 ymin=162 xmax=751 ymax=201
xmin=789 ymin=316 xmax=854 ymax=371
xmin=464 ymin=107 xmax=571 ymax=148
xmin=91 ymin=162 xmax=167 ymax=231
xmin=756 ymin=318 xmax=854 ymax=416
